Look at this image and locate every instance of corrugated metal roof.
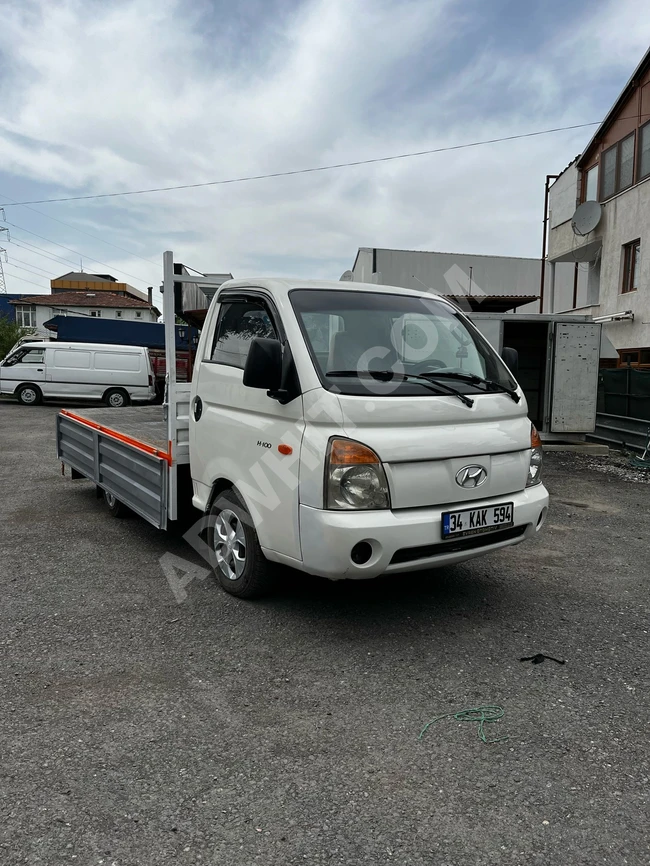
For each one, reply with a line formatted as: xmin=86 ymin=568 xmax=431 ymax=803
xmin=52 ymin=272 xmax=116 ymax=282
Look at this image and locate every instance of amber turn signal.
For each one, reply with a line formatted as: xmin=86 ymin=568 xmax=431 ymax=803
xmin=329 ymin=438 xmax=380 ymax=465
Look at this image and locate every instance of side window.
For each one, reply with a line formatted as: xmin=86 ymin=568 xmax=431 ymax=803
xmin=210 ymin=301 xmax=278 ymax=368
xmin=19 ymin=348 xmax=45 ymax=365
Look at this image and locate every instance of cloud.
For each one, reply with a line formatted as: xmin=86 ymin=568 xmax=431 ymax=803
xmin=1 ymin=0 xmax=649 ymax=297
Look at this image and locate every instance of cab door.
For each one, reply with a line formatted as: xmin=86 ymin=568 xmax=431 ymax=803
xmin=190 ymin=292 xmax=305 ymax=562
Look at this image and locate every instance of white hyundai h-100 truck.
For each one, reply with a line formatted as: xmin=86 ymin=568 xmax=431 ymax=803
xmin=56 ymin=251 xmax=548 ymax=598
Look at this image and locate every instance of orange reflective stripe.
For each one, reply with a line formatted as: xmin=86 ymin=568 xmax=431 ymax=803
xmin=60 ymin=409 xmax=172 ymax=464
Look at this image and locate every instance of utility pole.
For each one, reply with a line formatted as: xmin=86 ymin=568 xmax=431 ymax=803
xmin=0 ymin=225 xmax=9 ymax=293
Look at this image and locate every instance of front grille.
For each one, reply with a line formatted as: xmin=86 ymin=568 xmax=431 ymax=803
xmin=389 ymin=525 xmax=528 ymax=565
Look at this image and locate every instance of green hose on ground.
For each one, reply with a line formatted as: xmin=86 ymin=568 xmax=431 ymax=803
xmin=419 ymin=705 xmax=509 ymax=744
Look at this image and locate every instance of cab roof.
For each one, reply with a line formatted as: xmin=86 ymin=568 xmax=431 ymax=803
xmin=217 ymin=277 xmax=458 ymax=307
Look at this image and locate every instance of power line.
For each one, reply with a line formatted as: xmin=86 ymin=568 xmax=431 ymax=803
xmin=8 ymin=237 xmax=87 ymax=270
xmin=1 ymin=121 xmax=604 ymax=206
xmin=4 ymin=269 xmax=50 ymax=291
xmin=5 ymin=261 xmax=52 ymax=281
xmin=1 ymin=220 xmax=154 ymax=285
xmin=5 ymin=254 xmax=58 ymax=277
xmin=0 ymin=191 xmax=159 ymax=265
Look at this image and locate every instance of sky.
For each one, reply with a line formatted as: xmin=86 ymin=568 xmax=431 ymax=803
xmin=1 ymin=0 xmax=649 ymax=308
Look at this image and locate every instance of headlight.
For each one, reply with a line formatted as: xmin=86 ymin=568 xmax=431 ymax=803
xmin=326 ymin=438 xmax=390 ymax=510
xmin=527 ymin=425 xmax=543 ymax=487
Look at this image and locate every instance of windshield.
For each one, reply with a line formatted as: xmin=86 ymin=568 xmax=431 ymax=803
xmin=290 ymin=289 xmax=517 ymax=397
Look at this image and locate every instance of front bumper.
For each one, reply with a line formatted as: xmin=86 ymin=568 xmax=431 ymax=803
xmin=298 ymin=484 xmax=549 ymax=579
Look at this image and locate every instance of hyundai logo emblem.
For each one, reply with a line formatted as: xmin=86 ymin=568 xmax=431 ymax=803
xmin=456 ymin=465 xmax=488 ymax=488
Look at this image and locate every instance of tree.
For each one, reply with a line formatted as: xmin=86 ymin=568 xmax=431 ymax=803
xmin=0 ymin=314 xmax=32 ymax=360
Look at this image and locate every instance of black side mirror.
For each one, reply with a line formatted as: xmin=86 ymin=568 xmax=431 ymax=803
xmin=501 ymin=347 xmax=519 ymax=377
xmin=243 ymin=337 xmax=283 ymax=393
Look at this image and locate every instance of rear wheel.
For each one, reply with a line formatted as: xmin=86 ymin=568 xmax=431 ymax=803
xmin=16 ymin=384 xmax=42 ymax=406
xmin=104 ymin=489 xmax=130 ymax=518
xmin=104 ymin=388 xmax=130 ymax=408
xmin=207 ymin=491 xmax=275 ymax=598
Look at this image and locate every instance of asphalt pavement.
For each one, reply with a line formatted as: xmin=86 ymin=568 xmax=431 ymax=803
xmin=1 ymin=400 xmax=649 ymax=866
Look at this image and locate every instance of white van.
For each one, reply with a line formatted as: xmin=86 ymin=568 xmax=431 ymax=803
xmin=1 ymin=342 xmax=155 ymax=407
xmin=57 ymin=268 xmax=550 ymax=599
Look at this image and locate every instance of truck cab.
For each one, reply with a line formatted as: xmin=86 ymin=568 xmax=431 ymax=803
xmin=189 ymin=278 xmax=548 ymax=596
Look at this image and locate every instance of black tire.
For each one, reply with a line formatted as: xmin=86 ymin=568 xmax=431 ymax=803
xmin=104 ymin=489 xmax=130 ymax=518
xmin=207 ymin=490 xmax=275 ymax=598
xmin=16 ymin=384 xmax=43 ymax=406
xmin=103 ymin=388 xmax=130 ymax=408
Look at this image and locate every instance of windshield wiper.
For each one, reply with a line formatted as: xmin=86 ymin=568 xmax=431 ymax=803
xmin=325 ymin=370 xmax=474 ymax=408
xmin=417 ymin=371 xmax=521 ymax=403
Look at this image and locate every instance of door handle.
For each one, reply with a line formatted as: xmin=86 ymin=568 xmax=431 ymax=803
xmin=192 ymin=395 xmax=203 ymax=421
xmin=37 ymin=368 xmax=44 ymax=372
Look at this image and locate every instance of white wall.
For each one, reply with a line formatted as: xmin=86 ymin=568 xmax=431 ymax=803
xmin=548 ymin=172 xmax=650 ymax=351
xmin=594 ymin=181 xmax=650 ymax=350
xmin=549 ymin=164 xmax=579 ymax=229
xmin=15 ymin=304 xmax=156 ymax=335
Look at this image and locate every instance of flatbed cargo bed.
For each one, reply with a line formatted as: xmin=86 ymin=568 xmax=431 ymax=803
xmin=56 ymin=386 xmax=191 ymax=529
xmin=62 ymin=406 xmax=170 ymax=454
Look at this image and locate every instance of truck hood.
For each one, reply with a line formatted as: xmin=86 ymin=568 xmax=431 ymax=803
xmin=334 ymin=391 xmax=532 ymax=509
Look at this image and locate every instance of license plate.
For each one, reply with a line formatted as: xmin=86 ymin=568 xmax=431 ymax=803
xmin=442 ymin=502 xmax=514 ymax=539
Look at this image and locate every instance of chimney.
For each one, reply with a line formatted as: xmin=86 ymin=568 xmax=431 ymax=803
xmin=147 ymin=286 xmax=153 ymax=306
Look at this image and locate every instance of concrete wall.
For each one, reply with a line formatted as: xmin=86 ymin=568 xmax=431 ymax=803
xmin=550 ymin=164 xmax=580 ymax=229
xmin=594 ymin=180 xmax=650 ymax=350
xmin=548 ymin=172 xmax=650 ymax=351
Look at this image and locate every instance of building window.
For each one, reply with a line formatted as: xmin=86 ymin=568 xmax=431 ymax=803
xmin=584 ymin=164 xmax=599 ymax=201
xmin=89 ymin=310 xmax=102 ymax=317
xmin=115 ymin=310 xmax=123 ymax=318
xmin=639 ymin=121 xmax=650 ymax=181
xmin=15 ymin=305 xmax=36 ymax=328
xmin=622 ymin=240 xmax=640 ymax=293
xmin=600 ymin=132 xmax=636 ymax=200
xmin=618 ymin=348 xmax=650 ymax=367
xmin=135 ymin=310 xmax=142 ymax=318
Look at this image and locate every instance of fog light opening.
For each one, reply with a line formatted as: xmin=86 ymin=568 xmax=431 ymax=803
xmin=536 ymin=507 xmax=548 ymax=531
xmin=351 ymin=541 xmax=373 ymax=565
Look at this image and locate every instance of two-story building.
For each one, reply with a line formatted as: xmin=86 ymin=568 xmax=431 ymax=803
xmin=10 ymin=291 xmax=159 ymax=337
xmin=547 ymin=47 xmax=650 ymax=367
xmin=50 ymin=271 xmax=149 ymax=302
xmin=9 ymin=270 xmax=160 ymax=337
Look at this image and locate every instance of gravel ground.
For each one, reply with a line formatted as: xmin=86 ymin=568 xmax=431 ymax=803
xmin=1 ymin=401 xmax=649 ymax=866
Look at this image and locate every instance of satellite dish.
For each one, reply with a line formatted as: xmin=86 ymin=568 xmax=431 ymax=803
xmin=339 ymin=270 xmax=354 ymax=282
xmin=571 ymin=201 xmax=602 ymax=236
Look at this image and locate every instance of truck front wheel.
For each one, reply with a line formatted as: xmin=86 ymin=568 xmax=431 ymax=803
xmin=207 ymin=491 xmax=275 ymax=599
